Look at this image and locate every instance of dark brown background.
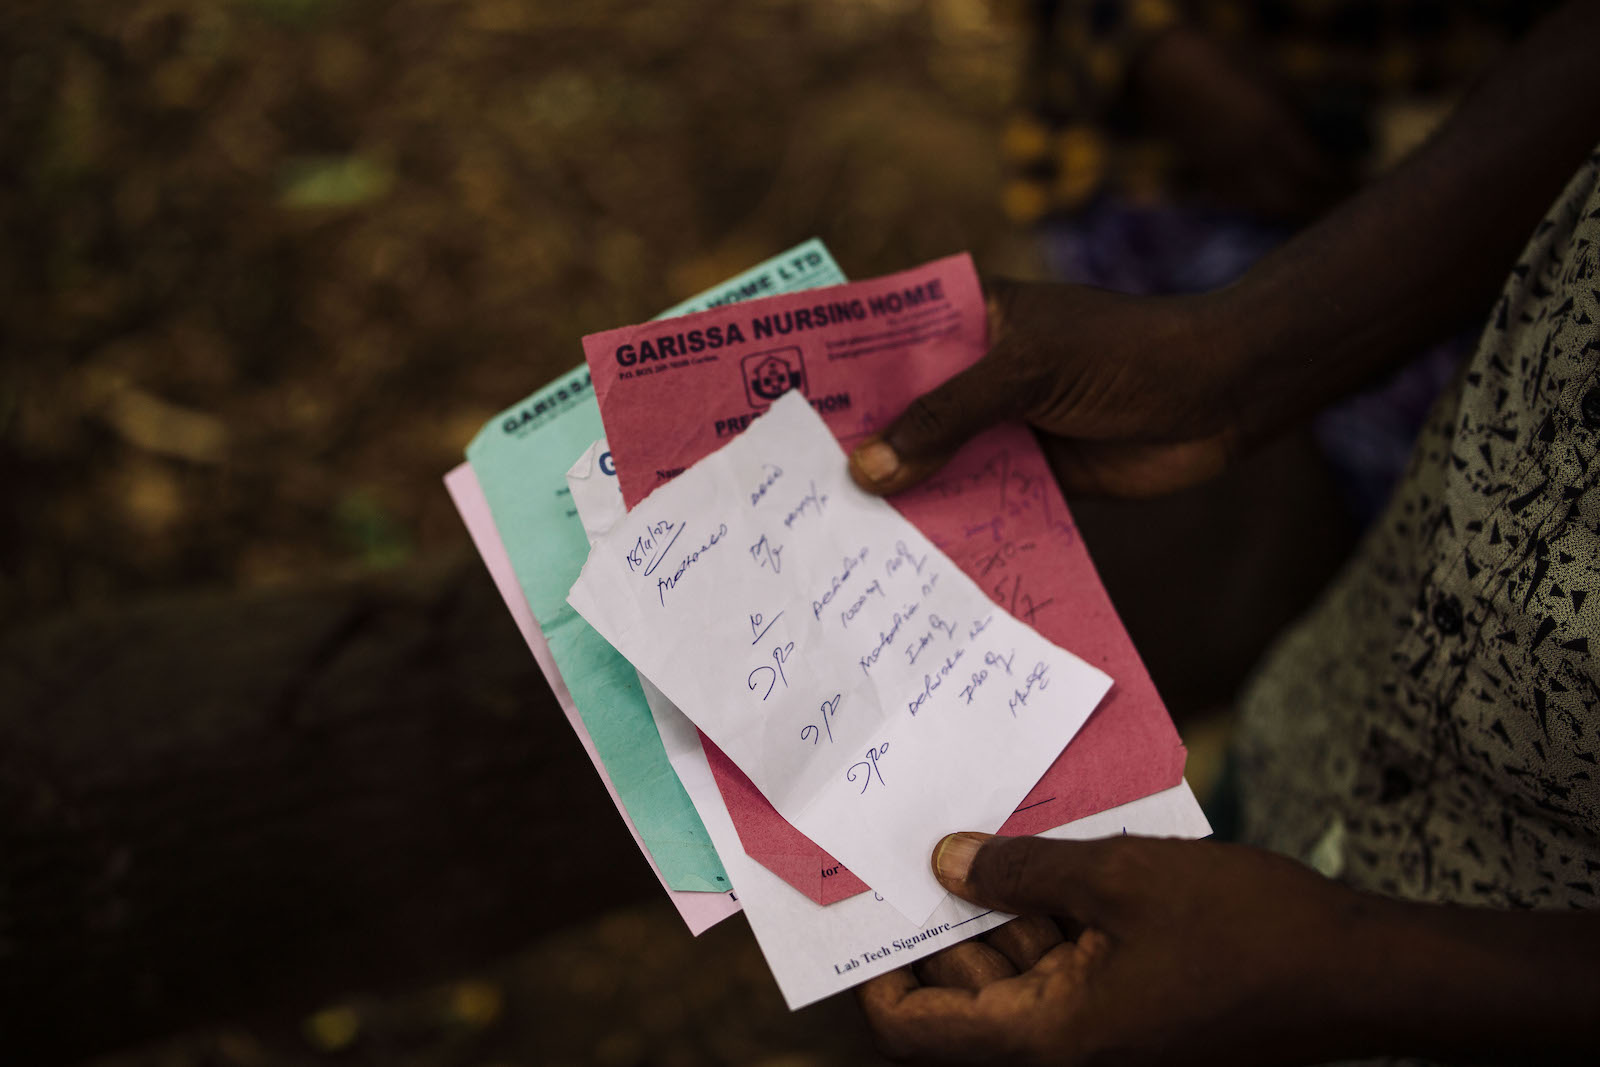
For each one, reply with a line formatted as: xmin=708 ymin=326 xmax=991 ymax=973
xmin=2 ymin=2 xmax=1354 ymax=1064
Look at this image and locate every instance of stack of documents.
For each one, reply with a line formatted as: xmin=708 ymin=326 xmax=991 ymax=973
xmin=445 ymin=241 xmax=1210 ymax=1008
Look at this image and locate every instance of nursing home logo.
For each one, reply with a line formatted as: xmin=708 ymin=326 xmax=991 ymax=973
xmin=741 ymin=347 xmax=807 ymax=409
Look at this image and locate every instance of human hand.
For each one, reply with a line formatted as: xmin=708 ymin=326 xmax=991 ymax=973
xmin=859 ymin=832 xmax=1388 ymax=1065
xmin=847 ymin=280 xmax=1248 ymax=499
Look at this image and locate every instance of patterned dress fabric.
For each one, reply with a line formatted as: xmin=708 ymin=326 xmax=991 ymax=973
xmin=1234 ymin=146 xmax=1600 ymax=914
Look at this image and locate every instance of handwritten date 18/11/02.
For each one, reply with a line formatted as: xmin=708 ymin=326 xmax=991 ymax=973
xmin=626 ymin=519 xmax=682 ymax=577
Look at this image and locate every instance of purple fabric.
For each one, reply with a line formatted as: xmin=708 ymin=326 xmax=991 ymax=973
xmin=1041 ymin=201 xmax=1283 ymax=295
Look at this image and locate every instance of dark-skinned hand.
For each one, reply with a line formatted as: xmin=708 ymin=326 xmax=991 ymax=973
xmin=859 ymin=832 xmax=1380 ymax=1066
xmin=847 ymin=278 xmax=1249 ymax=500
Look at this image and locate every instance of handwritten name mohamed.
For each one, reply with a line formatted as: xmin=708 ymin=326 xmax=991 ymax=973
xmin=628 ymin=517 xmax=729 ymax=606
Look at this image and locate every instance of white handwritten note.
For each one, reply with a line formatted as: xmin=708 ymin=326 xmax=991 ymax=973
xmin=568 ymin=393 xmax=1112 ymax=922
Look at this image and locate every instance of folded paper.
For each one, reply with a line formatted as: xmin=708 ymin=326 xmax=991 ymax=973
xmin=569 ymin=393 xmax=1113 ymax=922
xmin=564 ymin=435 xmax=1211 ymax=1007
xmin=568 ymin=437 xmax=868 ymax=903
xmin=732 ymin=779 xmax=1212 ymax=1010
xmin=464 ymin=240 xmax=845 ymax=891
xmin=581 ymin=252 xmax=1188 ymax=905
xmin=444 ymin=463 xmax=741 ymax=934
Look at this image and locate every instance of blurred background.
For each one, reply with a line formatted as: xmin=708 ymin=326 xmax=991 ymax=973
xmin=4 ymin=0 xmax=1520 ymax=1063
xmin=2 ymin=3 xmax=1037 ymax=1064
xmin=4 ymin=0 xmax=1033 ymax=622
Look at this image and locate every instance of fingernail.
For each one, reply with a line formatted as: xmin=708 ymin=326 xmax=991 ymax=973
xmin=932 ymin=832 xmax=989 ymax=884
xmin=854 ymin=440 xmax=899 ymax=484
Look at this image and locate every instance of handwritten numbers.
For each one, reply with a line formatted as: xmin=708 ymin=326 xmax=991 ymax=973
xmin=993 ymin=573 xmax=1055 ymax=627
xmin=978 ymin=539 xmax=1036 ymax=578
xmin=800 ymin=693 xmax=843 ymax=745
xmin=847 ymin=742 xmax=890 ymax=793
xmin=626 ymin=519 xmax=683 ymax=577
xmin=746 ymin=610 xmax=794 ymax=704
xmin=749 ymin=610 xmax=784 ymax=645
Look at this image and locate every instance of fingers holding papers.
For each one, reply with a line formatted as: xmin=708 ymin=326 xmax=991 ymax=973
xmin=913 ymin=941 xmax=1017 ymax=991
xmin=982 ymin=915 xmax=1064 ymax=973
xmin=858 ymin=966 xmax=1037 ymax=1064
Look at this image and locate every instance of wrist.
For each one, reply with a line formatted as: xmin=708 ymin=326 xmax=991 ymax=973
xmin=1170 ymin=287 xmax=1269 ymax=453
xmin=1311 ymin=889 xmax=1443 ymax=1058
xmin=1334 ymin=896 xmax=1600 ymax=1061
xmin=1204 ymin=260 xmax=1343 ymax=451
xmin=1239 ymin=882 xmax=1419 ymax=1064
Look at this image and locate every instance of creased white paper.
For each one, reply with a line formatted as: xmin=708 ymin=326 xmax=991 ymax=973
xmin=566 ymin=436 xmax=1211 ymax=1008
xmin=568 ymin=393 xmax=1113 ymax=922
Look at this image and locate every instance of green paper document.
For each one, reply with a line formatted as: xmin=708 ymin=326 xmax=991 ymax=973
xmin=467 ymin=239 xmax=846 ymax=890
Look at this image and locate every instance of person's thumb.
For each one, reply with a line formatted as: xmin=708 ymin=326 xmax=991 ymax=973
xmin=847 ymin=357 xmax=1023 ymax=496
xmin=931 ymin=832 xmax=1115 ymax=923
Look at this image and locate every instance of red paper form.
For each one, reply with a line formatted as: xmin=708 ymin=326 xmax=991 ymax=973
xmin=583 ymin=254 xmax=1187 ymax=904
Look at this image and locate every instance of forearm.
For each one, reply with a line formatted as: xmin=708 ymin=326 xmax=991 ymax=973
xmin=1216 ymin=0 xmax=1600 ymax=445
xmin=1333 ymin=892 xmax=1600 ymax=1060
